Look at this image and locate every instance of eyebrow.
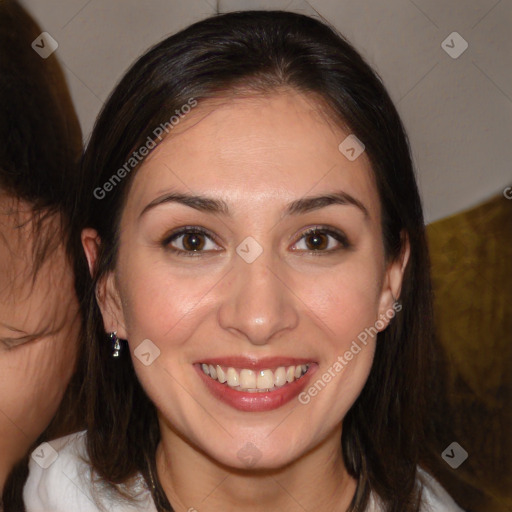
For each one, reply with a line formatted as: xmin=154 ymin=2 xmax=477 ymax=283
xmin=139 ymin=190 xmax=369 ymax=220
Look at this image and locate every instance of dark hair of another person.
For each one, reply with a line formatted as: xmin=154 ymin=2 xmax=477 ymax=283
xmin=0 ymin=0 xmax=82 ymax=274
xmin=72 ymin=10 xmax=440 ymax=512
xmin=0 ymin=0 xmax=83 ymax=510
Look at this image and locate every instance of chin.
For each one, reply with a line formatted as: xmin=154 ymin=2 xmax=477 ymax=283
xmin=201 ymin=436 xmax=307 ymax=473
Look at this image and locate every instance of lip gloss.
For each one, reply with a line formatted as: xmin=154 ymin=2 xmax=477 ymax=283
xmin=195 ymin=363 xmax=318 ymax=412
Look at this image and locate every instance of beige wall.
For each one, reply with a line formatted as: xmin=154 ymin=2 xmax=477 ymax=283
xmin=20 ymin=0 xmax=512 ymax=223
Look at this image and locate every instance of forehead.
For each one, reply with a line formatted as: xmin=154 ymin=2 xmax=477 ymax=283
xmin=126 ymin=91 xmax=380 ymax=222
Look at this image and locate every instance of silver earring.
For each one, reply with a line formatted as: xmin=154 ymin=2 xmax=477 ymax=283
xmin=109 ymin=331 xmax=121 ymax=358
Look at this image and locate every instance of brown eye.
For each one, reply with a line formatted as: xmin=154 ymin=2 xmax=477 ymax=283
xmin=292 ymin=226 xmax=351 ymax=254
xmin=163 ymin=227 xmax=220 ymax=256
xmin=181 ymin=232 xmax=206 ymax=251
xmin=304 ymin=231 xmax=329 ymax=251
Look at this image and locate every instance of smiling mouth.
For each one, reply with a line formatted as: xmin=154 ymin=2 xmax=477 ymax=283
xmin=199 ymin=363 xmax=311 ymax=393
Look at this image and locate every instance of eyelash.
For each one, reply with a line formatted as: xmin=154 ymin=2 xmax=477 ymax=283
xmin=1 ymin=336 xmax=33 ymax=349
xmin=161 ymin=225 xmax=351 ymax=257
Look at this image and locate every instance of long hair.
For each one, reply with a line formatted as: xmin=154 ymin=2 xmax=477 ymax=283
xmin=73 ymin=10 xmax=436 ymax=511
xmin=0 ymin=1 xmax=84 ymax=510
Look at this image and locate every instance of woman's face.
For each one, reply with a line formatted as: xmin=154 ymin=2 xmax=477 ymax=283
xmin=87 ymin=91 xmax=408 ymax=470
xmin=0 ymin=198 xmax=79 ymax=488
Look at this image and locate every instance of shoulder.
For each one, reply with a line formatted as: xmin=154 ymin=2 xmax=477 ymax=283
xmin=23 ymin=431 xmax=157 ymax=512
xmin=367 ymin=467 xmax=465 ymax=512
xmin=23 ymin=431 xmax=98 ymax=512
xmin=417 ymin=467 xmax=466 ymax=512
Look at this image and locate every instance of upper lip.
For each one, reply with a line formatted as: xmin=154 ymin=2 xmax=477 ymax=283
xmin=194 ymin=356 xmax=316 ymax=370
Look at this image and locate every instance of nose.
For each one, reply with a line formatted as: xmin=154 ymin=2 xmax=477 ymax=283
xmin=217 ymin=250 xmax=299 ymax=346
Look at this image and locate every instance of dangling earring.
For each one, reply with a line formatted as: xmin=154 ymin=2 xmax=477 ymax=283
xmin=109 ymin=331 xmax=121 ymax=358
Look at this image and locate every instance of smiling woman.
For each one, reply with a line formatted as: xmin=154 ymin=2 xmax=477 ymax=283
xmin=23 ymin=9 xmax=464 ymax=512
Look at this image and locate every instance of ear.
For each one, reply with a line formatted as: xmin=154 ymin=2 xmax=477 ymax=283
xmin=81 ymin=228 xmax=128 ymax=339
xmin=376 ymin=230 xmax=410 ymax=331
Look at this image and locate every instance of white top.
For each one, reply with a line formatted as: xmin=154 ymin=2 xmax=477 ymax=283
xmin=23 ymin=431 xmax=465 ymax=512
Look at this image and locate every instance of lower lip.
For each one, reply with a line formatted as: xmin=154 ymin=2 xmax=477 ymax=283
xmin=195 ymin=364 xmax=318 ymax=412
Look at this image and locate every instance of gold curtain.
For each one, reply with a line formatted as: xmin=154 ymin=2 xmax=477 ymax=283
xmin=425 ymin=191 xmax=512 ymax=512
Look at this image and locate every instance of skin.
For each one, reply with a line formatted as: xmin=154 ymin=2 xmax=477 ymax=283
xmin=83 ymin=90 xmax=409 ymax=511
xmin=0 ymin=196 xmax=79 ymax=490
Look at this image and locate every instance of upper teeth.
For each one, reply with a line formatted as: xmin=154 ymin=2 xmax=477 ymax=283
xmin=200 ymin=364 xmax=310 ymax=392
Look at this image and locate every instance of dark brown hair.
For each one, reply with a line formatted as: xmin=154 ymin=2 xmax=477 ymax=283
xmin=73 ymin=10 xmax=437 ymax=511
xmin=0 ymin=0 xmax=84 ymax=509
xmin=0 ymin=0 xmax=82 ymax=274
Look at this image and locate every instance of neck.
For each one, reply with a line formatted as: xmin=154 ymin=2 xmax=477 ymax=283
xmin=155 ymin=423 xmax=356 ymax=512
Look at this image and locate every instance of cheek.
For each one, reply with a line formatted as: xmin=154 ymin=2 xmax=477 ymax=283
xmin=295 ymin=276 xmax=379 ymax=435
xmin=293 ymin=256 xmax=383 ymax=414
xmin=119 ymin=257 xmax=221 ymax=347
xmin=301 ymin=259 xmax=383 ymax=344
xmin=0 ymin=331 xmax=77 ymax=453
xmin=305 ymin=278 xmax=378 ymax=380
xmin=324 ymin=284 xmax=380 ymax=347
